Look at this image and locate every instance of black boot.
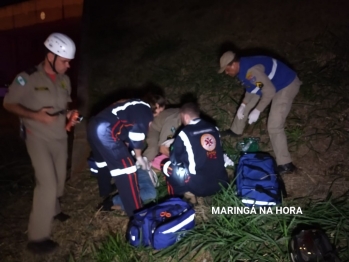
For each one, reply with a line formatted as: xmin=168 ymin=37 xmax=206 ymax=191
xmin=277 ymin=162 xmax=297 ymax=175
xmin=54 ymin=212 xmax=71 ymax=222
xmin=27 ymin=239 xmax=59 ymax=254
xmin=97 ymin=197 xmax=114 ymax=211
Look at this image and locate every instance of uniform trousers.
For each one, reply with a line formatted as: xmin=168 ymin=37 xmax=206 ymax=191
xmin=87 ymin=118 xmax=142 ymax=217
xmin=26 ymin=135 xmax=67 ymax=241
xmin=231 ymin=77 xmax=301 ymax=165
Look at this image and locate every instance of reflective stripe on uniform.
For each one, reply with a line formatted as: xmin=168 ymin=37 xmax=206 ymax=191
xmin=192 ymin=128 xmax=213 ymax=135
xmin=250 ymin=87 xmax=260 ymax=94
xmin=96 ymin=161 xmax=107 ymax=168
xmin=163 ymin=160 xmax=172 ymax=177
xmin=111 ymin=101 xmax=150 ymax=115
xmin=178 ymin=131 xmax=196 ymax=175
xmin=241 ymin=199 xmax=276 ymax=206
xmin=110 ymin=165 xmax=137 ymax=176
xmin=90 ymin=168 xmax=98 ymax=173
xmin=129 ymin=131 xmax=145 ymax=141
xmin=268 ymin=59 xmax=277 ymax=80
xmin=250 ymin=58 xmax=278 ymax=94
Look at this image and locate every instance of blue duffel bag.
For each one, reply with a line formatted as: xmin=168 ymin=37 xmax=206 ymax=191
xmin=236 ymin=152 xmax=284 ymax=207
xmin=127 ymin=197 xmax=195 ymax=250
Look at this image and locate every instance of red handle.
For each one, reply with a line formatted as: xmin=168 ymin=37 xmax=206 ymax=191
xmin=66 ymin=111 xmax=79 ymax=131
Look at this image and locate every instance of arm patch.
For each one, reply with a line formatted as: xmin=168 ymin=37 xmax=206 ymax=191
xmin=256 ymin=82 xmax=264 ymax=88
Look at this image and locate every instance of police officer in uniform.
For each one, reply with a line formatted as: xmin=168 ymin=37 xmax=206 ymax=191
xmin=218 ymin=51 xmax=302 ymax=175
xmin=162 ymin=103 xmax=229 ymax=203
xmin=3 ymin=33 xmax=77 ymax=253
xmin=143 ymin=107 xmax=181 ymax=161
xmin=87 ymin=95 xmax=164 ymax=217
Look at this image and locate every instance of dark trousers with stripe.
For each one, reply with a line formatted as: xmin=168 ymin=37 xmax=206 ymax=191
xmin=87 ymin=118 xmax=142 ymax=217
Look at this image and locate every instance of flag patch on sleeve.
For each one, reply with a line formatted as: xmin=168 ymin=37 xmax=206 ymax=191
xmin=16 ymin=76 xmax=27 ymax=86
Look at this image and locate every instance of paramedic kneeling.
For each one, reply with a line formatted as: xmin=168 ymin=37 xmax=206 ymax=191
xmin=87 ymin=95 xmax=164 ymax=217
xmin=162 ymin=103 xmax=229 ymax=203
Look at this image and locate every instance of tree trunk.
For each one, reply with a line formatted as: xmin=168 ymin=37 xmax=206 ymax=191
xmin=69 ymin=0 xmax=92 ymax=182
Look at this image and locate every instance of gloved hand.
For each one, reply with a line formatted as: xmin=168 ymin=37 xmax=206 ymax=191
xmin=248 ymin=109 xmax=260 ymax=124
xmin=223 ymin=154 xmax=234 ymax=167
xmin=136 ymin=156 xmax=148 ymax=170
xmin=237 ymin=103 xmax=246 ymax=120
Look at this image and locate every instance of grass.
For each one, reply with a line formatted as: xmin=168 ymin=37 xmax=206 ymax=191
xmin=161 ymin=188 xmax=349 ymax=262
xmin=91 ymin=186 xmax=349 ymax=262
xmin=140 ymin=34 xmax=183 ymax=61
xmin=285 ymin=125 xmax=304 ymax=151
xmin=91 ymin=233 xmax=143 ymax=262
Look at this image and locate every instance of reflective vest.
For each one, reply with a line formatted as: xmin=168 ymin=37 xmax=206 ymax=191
xmin=170 ymin=118 xmax=228 ymax=194
xmin=238 ymin=56 xmax=296 ymax=95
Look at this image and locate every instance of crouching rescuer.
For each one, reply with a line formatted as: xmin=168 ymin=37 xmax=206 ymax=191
xmin=218 ymin=51 xmax=302 ymax=174
xmin=162 ymin=103 xmax=229 ymax=203
xmin=87 ymin=95 xmax=164 ymax=217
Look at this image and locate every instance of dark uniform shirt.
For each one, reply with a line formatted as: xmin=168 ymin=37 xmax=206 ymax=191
xmin=238 ymin=56 xmax=297 ymax=112
xmin=93 ymin=99 xmax=154 ymax=150
xmin=170 ymin=118 xmax=229 ymax=196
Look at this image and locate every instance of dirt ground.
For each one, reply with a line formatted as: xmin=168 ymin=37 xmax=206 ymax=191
xmin=1 ymin=0 xmax=349 ymax=261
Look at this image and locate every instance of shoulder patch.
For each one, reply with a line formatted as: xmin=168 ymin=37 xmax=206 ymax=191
xmin=256 ymin=82 xmax=264 ymax=88
xmin=25 ymin=66 xmax=38 ymax=75
xmin=246 ymin=71 xmax=257 ymax=84
xmin=200 ymin=133 xmax=216 ymax=151
xmin=16 ymin=75 xmax=27 ymax=86
xmin=61 ymin=80 xmax=67 ymax=89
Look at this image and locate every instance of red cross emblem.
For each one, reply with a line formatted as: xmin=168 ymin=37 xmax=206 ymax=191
xmin=200 ymin=134 xmax=216 ymax=151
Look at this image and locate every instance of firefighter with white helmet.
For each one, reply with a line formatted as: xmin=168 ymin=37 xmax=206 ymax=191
xmin=44 ymin=32 xmax=76 ymax=73
xmin=44 ymin=32 xmax=76 ymax=59
xmin=3 ymin=32 xmax=78 ymax=254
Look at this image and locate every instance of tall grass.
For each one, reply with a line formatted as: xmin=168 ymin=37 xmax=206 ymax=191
xmin=154 ymin=186 xmax=349 ymax=262
xmin=92 ymin=233 xmax=142 ymax=262
xmin=91 ymin=185 xmax=349 ymax=261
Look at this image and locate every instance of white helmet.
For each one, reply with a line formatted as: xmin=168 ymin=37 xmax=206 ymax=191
xmin=44 ymin=33 xmax=76 ymax=59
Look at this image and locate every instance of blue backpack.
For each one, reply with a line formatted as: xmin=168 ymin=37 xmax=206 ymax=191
xmin=127 ymin=197 xmax=195 ymax=250
xmin=236 ymin=153 xmax=284 ymax=207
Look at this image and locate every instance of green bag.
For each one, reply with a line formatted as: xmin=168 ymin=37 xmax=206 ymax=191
xmin=236 ymin=137 xmax=260 ymax=152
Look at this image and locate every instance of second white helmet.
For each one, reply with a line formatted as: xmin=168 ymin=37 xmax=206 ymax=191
xmin=44 ymin=33 xmax=76 ymax=59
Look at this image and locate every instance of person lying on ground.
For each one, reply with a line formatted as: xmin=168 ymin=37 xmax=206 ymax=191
xmin=143 ymin=107 xmax=181 ymax=170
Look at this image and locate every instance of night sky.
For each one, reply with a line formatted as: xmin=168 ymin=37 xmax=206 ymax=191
xmin=0 ymin=0 xmax=29 ymax=8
